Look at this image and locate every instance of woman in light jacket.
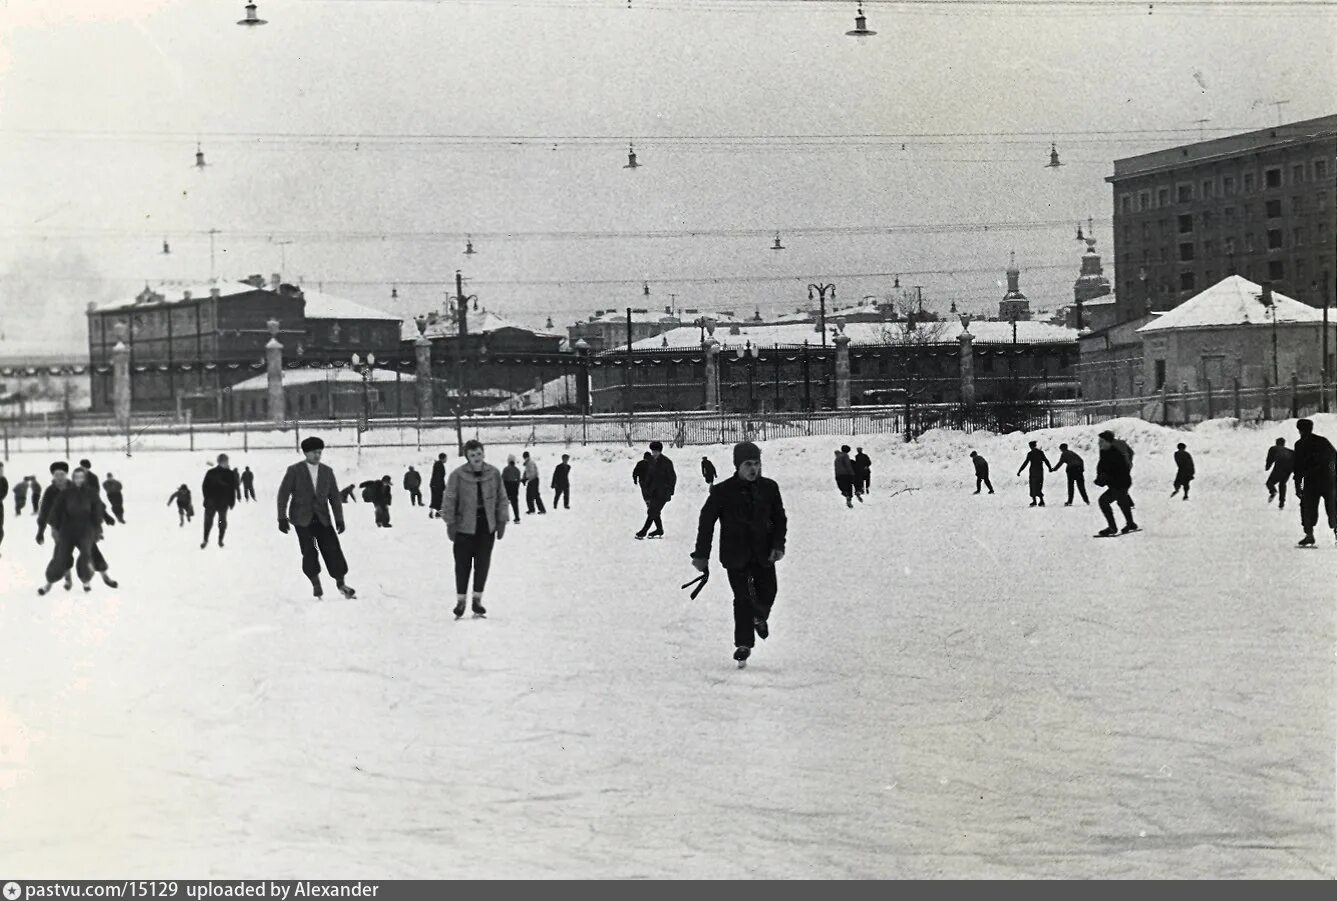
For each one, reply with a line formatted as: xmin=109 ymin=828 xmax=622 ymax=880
xmin=441 ymin=439 xmax=510 ymax=618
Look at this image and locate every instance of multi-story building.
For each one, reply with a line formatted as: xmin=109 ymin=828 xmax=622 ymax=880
xmin=1108 ymin=114 xmax=1337 ymax=323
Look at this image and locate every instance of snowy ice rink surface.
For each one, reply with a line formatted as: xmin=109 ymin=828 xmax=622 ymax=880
xmin=0 ymin=417 xmax=1333 ymax=878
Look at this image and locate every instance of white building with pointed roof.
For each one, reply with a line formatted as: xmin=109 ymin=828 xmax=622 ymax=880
xmin=1136 ymin=275 xmax=1336 ymax=391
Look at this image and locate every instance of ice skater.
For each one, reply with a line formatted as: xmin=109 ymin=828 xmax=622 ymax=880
xmin=502 ymin=455 xmax=522 ymax=523
xmin=634 ymin=441 xmax=676 ymax=539
xmin=1292 ymin=418 xmax=1336 ymax=547
xmin=339 ymin=483 xmax=358 ymax=504
xmin=701 ymin=456 xmax=717 ymax=486
xmin=522 ymin=451 xmax=546 ymax=515
xmin=551 ymin=454 xmax=571 ymax=510
xmin=403 ymin=466 xmax=423 ymax=506
xmin=377 ymin=475 xmax=394 ymax=527
xmin=441 ymin=439 xmax=510 ymax=618
xmin=854 ymin=447 xmax=872 ymax=493
xmin=0 ymin=463 xmax=7 ymax=556
xmin=200 ymin=453 xmax=238 ymax=549
xmin=167 ymin=484 xmax=194 ymax=526
xmin=241 ymin=466 xmax=256 ymax=502
xmin=29 ymin=476 xmax=41 ymax=515
xmin=1050 ymin=443 xmax=1089 ymax=505
xmin=102 ymin=472 xmax=126 ymax=523
xmin=360 ymin=477 xmax=392 ymax=527
xmin=833 ymin=446 xmax=859 ymax=508
xmin=276 ymin=436 xmax=355 ymax=599
xmin=690 ymin=441 xmax=787 ymax=668
xmin=428 ymin=453 xmax=447 ymax=518
xmin=1017 ymin=441 xmax=1051 ymax=506
xmin=633 ymin=452 xmax=651 ymax=490
xmin=969 ymin=451 xmax=994 ymax=494
xmin=1170 ymin=442 xmax=1195 ymax=499
xmin=36 ymin=465 xmax=118 ymax=594
xmin=1265 ymin=437 xmax=1294 ymax=508
xmin=12 ymin=473 xmax=26 ymax=516
xmin=1094 ymin=430 xmax=1138 ymax=536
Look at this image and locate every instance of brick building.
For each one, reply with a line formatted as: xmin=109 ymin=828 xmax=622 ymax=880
xmin=1108 ymin=115 xmax=1337 ymax=322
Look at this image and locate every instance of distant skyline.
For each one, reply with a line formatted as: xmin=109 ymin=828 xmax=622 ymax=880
xmin=2 ymin=0 xmax=1335 ymax=353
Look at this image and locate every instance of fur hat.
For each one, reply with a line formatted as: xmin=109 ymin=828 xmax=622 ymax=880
xmin=49 ymin=461 xmax=69 ymax=474
xmin=733 ymin=441 xmax=761 ymax=467
xmin=300 ymin=436 xmax=325 ymax=453
xmin=1097 ymin=430 xmax=1115 ymax=442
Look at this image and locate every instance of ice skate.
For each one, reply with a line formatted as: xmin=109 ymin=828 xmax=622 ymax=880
xmin=647 ymin=531 xmax=664 ymax=540
xmin=63 ymin=574 xmax=72 ymax=591
xmin=753 ymin=617 xmax=769 ymax=640
xmin=82 ymin=582 xmax=92 ymax=593
xmin=100 ymin=574 xmax=118 ymax=589
xmin=733 ymin=646 xmax=750 ymax=668
xmin=1120 ymin=523 xmax=1140 ymax=535
xmin=37 ymin=583 xmax=52 ymax=596
xmin=453 ymin=597 xmax=467 ymax=619
xmin=1095 ymin=526 xmax=1119 ymax=538
xmin=336 ymin=581 xmax=356 ymax=599
xmin=471 ymin=597 xmax=487 ymax=618
xmin=1298 ymin=533 xmax=1316 ymax=547
xmin=311 ymin=578 xmax=324 ymax=599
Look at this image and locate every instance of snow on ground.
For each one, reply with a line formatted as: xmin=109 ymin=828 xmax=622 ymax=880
xmin=0 ymin=416 xmax=1333 ymax=878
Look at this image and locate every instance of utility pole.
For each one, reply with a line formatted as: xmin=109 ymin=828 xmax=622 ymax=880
xmin=455 ymin=269 xmax=469 ymax=339
xmin=625 ymin=307 xmax=634 ymax=414
xmin=1319 ymin=278 xmax=1329 ymax=413
xmin=208 ymin=228 xmax=220 ymax=281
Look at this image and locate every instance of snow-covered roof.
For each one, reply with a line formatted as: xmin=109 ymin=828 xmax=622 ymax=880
xmin=1138 ymin=276 xmax=1324 ymax=334
xmin=300 ymin=289 xmax=401 ymax=322
xmin=230 ymin=368 xmax=418 ymax=392
xmin=94 ymin=281 xmax=255 ymax=311
xmin=627 ymin=319 xmax=1078 ymax=351
xmin=401 ymin=308 xmax=563 ymax=342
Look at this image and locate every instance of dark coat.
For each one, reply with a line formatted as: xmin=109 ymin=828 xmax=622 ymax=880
xmin=1055 ymin=449 xmax=1084 ymax=472
xmin=360 ymin=480 xmax=392 ymax=506
xmin=429 ymin=460 xmax=447 ymax=491
xmin=14 ymin=479 xmax=28 ymax=503
xmin=632 ymin=459 xmax=649 ymax=485
xmin=1266 ymin=445 xmax=1295 ymax=474
xmin=551 ymin=462 xmax=571 ymax=489
xmin=0 ymin=475 xmax=8 ymax=505
xmin=1018 ymin=448 xmax=1051 ymax=475
xmin=37 ymin=480 xmax=65 ymax=539
xmin=1095 ymin=445 xmax=1132 ymax=491
xmin=1174 ymin=450 xmax=1195 ymax=479
xmin=277 ymin=461 xmax=345 ymax=528
xmin=403 ymin=470 xmax=422 ymax=491
xmin=833 ymin=453 xmax=856 ymax=479
xmin=201 ymin=466 xmax=237 ymax=510
xmin=502 ymin=463 xmax=522 ymax=485
xmin=640 ymin=455 xmax=677 ymax=505
xmin=972 ymin=455 xmax=989 ymax=476
xmin=168 ymin=487 xmax=193 ymax=510
xmin=1293 ymin=433 xmax=1337 ymax=492
xmin=701 ymin=459 xmax=717 ymax=483
xmin=853 ymin=452 xmax=871 ymax=475
xmin=103 ymin=478 xmax=123 ymax=496
xmin=692 ymin=475 xmax=788 ymax=569
xmin=48 ymin=484 xmax=106 ymax=541
xmin=241 ymin=469 xmax=255 ymax=487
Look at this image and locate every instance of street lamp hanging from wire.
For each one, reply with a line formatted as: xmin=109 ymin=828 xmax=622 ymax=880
xmin=624 ymin=142 xmax=641 ymax=169
xmin=1045 ymin=142 xmax=1064 ymax=168
xmin=771 ymin=233 xmax=785 ymax=251
xmin=846 ymin=6 xmax=877 ymax=37
xmin=237 ymin=3 xmax=268 ymax=27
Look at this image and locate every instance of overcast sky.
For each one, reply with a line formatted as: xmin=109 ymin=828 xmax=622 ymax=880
xmin=1 ymin=0 xmax=1334 ymax=354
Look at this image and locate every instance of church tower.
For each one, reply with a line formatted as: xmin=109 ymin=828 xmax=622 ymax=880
xmin=1072 ymin=225 xmax=1113 ymax=330
xmin=998 ymin=252 xmax=1031 ymax=321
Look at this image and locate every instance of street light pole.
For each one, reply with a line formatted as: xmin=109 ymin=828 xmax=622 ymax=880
xmin=808 ymin=284 xmax=835 ymax=348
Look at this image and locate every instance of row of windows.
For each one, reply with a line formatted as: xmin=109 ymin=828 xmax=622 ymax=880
xmin=1121 ymin=259 xmax=1332 ymax=298
xmin=1121 ymin=223 xmax=1329 ymax=266
xmin=1122 ymin=192 xmax=1330 ymax=240
xmin=1118 ymin=157 xmax=1332 ymax=213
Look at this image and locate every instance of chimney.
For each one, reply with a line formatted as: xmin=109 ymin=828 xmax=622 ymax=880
xmin=210 ymin=287 xmax=221 ymax=299
xmin=183 ymin=290 xmax=192 ymax=301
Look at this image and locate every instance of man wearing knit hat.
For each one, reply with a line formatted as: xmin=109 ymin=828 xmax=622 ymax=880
xmin=276 ymin=436 xmax=356 ymax=598
xmin=691 ymin=440 xmax=788 ymax=667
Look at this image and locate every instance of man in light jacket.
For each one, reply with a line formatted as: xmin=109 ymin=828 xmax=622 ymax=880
xmin=442 ymin=439 xmax=510 ymax=618
xmin=522 ymin=451 xmax=546 ymax=515
xmin=277 ymin=436 xmax=355 ymax=599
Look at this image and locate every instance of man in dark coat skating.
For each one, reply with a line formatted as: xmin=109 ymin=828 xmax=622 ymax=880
xmin=277 ymin=436 xmax=355 ymax=598
xmin=1049 ymin=443 xmax=1088 ymax=505
xmin=635 ymin=441 xmax=676 ymax=539
xmin=13 ymin=475 xmax=28 ymax=516
xmin=1265 ymin=437 xmax=1295 ymax=509
xmin=691 ymin=441 xmax=787 ymax=667
xmin=1292 ymin=418 xmax=1336 ymax=547
xmin=1017 ymin=441 xmax=1051 ymax=506
xmin=403 ymin=466 xmax=423 ymax=506
xmin=1171 ymin=442 xmax=1195 ymax=500
xmin=200 ymin=453 xmax=238 ymax=549
xmin=853 ymin=447 xmax=872 ymax=493
xmin=969 ymin=451 xmax=994 ymax=494
xmin=241 ymin=466 xmax=257 ymax=502
xmin=102 ymin=472 xmax=126 ymax=523
xmin=37 ymin=462 xmax=116 ymax=590
xmin=551 ymin=454 xmax=572 ymax=510
xmin=1094 ymin=430 xmax=1138 ymax=536
xmin=428 ymin=453 xmax=448 ymax=518
xmin=701 ymin=456 xmax=717 ymax=486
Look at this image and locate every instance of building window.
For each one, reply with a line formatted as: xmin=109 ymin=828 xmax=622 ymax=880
xmin=1178 ymin=214 xmax=1194 ymax=234
xmin=1244 ymin=172 xmax=1256 ymax=192
xmin=1245 ymin=233 xmax=1256 ymax=252
xmin=1179 ymin=242 xmax=1195 ymax=261
xmin=1320 ymin=221 xmax=1329 ymax=239
xmin=1320 ymin=191 xmax=1329 ymax=211
xmin=1223 ymin=175 xmax=1235 ymax=195
xmin=1158 ymin=218 xmax=1169 ymax=236
xmin=1180 ymin=271 xmax=1196 ymax=291
xmin=1201 ymin=179 xmax=1214 ymax=199
xmin=1123 ymin=224 xmax=1132 ymax=242
xmin=1315 ymin=159 xmax=1328 ymax=180
xmin=1264 ymin=167 xmax=1282 ymax=188
xmin=1121 ymin=194 xmax=1132 ymax=213
xmin=1141 ymin=222 xmax=1151 ymax=239
xmin=1294 ymin=227 xmax=1306 ymax=247
xmin=1204 ymin=239 xmax=1215 ymax=257
xmin=1297 ymin=259 xmax=1307 ymax=282
xmin=1268 ymin=260 xmax=1284 ymax=280
xmin=1139 ymin=191 xmax=1151 ymax=211
xmin=1201 ymin=210 xmax=1213 ymax=230
xmin=1224 ymin=206 xmax=1236 ymax=222
xmin=1292 ymin=163 xmax=1305 ymax=184
xmin=1157 ymin=187 xmax=1171 ymax=207
xmin=1265 ymin=199 xmax=1282 ymax=218
xmin=1177 ymin=184 xmax=1193 ymax=203
xmin=1291 ymin=194 xmax=1303 ymax=214
xmin=1158 ymin=246 xmax=1167 ymax=262
xmin=1267 ymin=229 xmax=1283 ymax=250
xmin=1154 ymin=359 xmax=1166 ymax=390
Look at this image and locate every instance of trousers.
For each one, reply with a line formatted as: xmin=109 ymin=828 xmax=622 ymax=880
xmin=1098 ymin=486 xmax=1135 ymax=528
xmin=45 ymin=531 xmax=102 ymax=584
xmin=203 ymin=505 xmax=229 ymax=543
xmin=504 ymin=482 xmax=521 ymax=521
xmin=1066 ymin=471 xmax=1089 ymax=504
xmin=638 ymin=500 xmax=665 ymax=536
xmin=552 ymin=485 xmax=569 ymax=509
xmin=1299 ymin=483 xmax=1336 ymax=534
xmin=295 ymin=520 xmax=349 ymax=582
xmin=726 ymin=562 xmax=778 ymax=649
xmin=1266 ymin=470 xmax=1291 ymax=506
xmin=526 ymin=480 xmax=546 ymax=513
xmin=453 ymin=529 xmax=496 ymax=595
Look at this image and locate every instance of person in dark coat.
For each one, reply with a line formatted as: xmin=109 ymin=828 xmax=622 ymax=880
xmin=277 ymin=436 xmax=355 ymax=599
xmin=200 ymin=453 xmax=238 ymax=549
xmin=404 ymin=466 xmax=423 ymax=506
xmin=167 ymin=484 xmax=194 ymax=526
xmin=0 ymin=462 xmax=7 ymax=555
xmin=442 ymin=439 xmax=510 ymax=618
xmin=1292 ymin=418 xmax=1336 ymax=547
xmin=428 ymin=453 xmax=448 ymax=518
xmin=854 ymin=447 xmax=872 ymax=493
xmin=1094 ymin=430 xmax=1138 ymax=536
xmin=1170 ymin=442 xmax=1195 ymax=499
xmin=359 ymin=478 xmax=390 ymax=527
xmin=37 ymin=467 xmax=114 ymax=595
xmin=632 ymin=452 xmax=652 ymax=497
xmin=30 ymin=476 xmax=41 ymax=515
xmin=701 ymin=456 xmax=717 ymax=486
xmin=833 ymin=446 xmax=859 ymax=508
xmin=502 ymin=455 xmax=522 ymax=524
xmin=1049 ymin=443 xmax=1089 ymax=505
xmin=1017 ymin=441 xmax=1051 ymax=506
xmin=635 ymin=441 xmax=676 ymax=539
xmin=12 ymin=472 xmax=25 ymax=517
xmin=241 ymin=466 xmax=256 ymax=502
xmin=969 ymin=451 xmax=994 ymax=494
xmin=551 ymin=454 xmax=571 ymax=510
xmin=691 ymin=441 xmax=787 ymax=667
xmin=1265 ymin=437 xmax=1295 ymax=509
xmin=234 ymin=467 xmax=243 ymax=503
xmin=78 ymin=458 xmax=117 ymax=527
xmin=102 ymin=472 xmax=126 ymax=523
xmin=339 ymin=483 xmax=358 ymax=504
xmin=379 ymin=475 xmax=394 ymax=526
